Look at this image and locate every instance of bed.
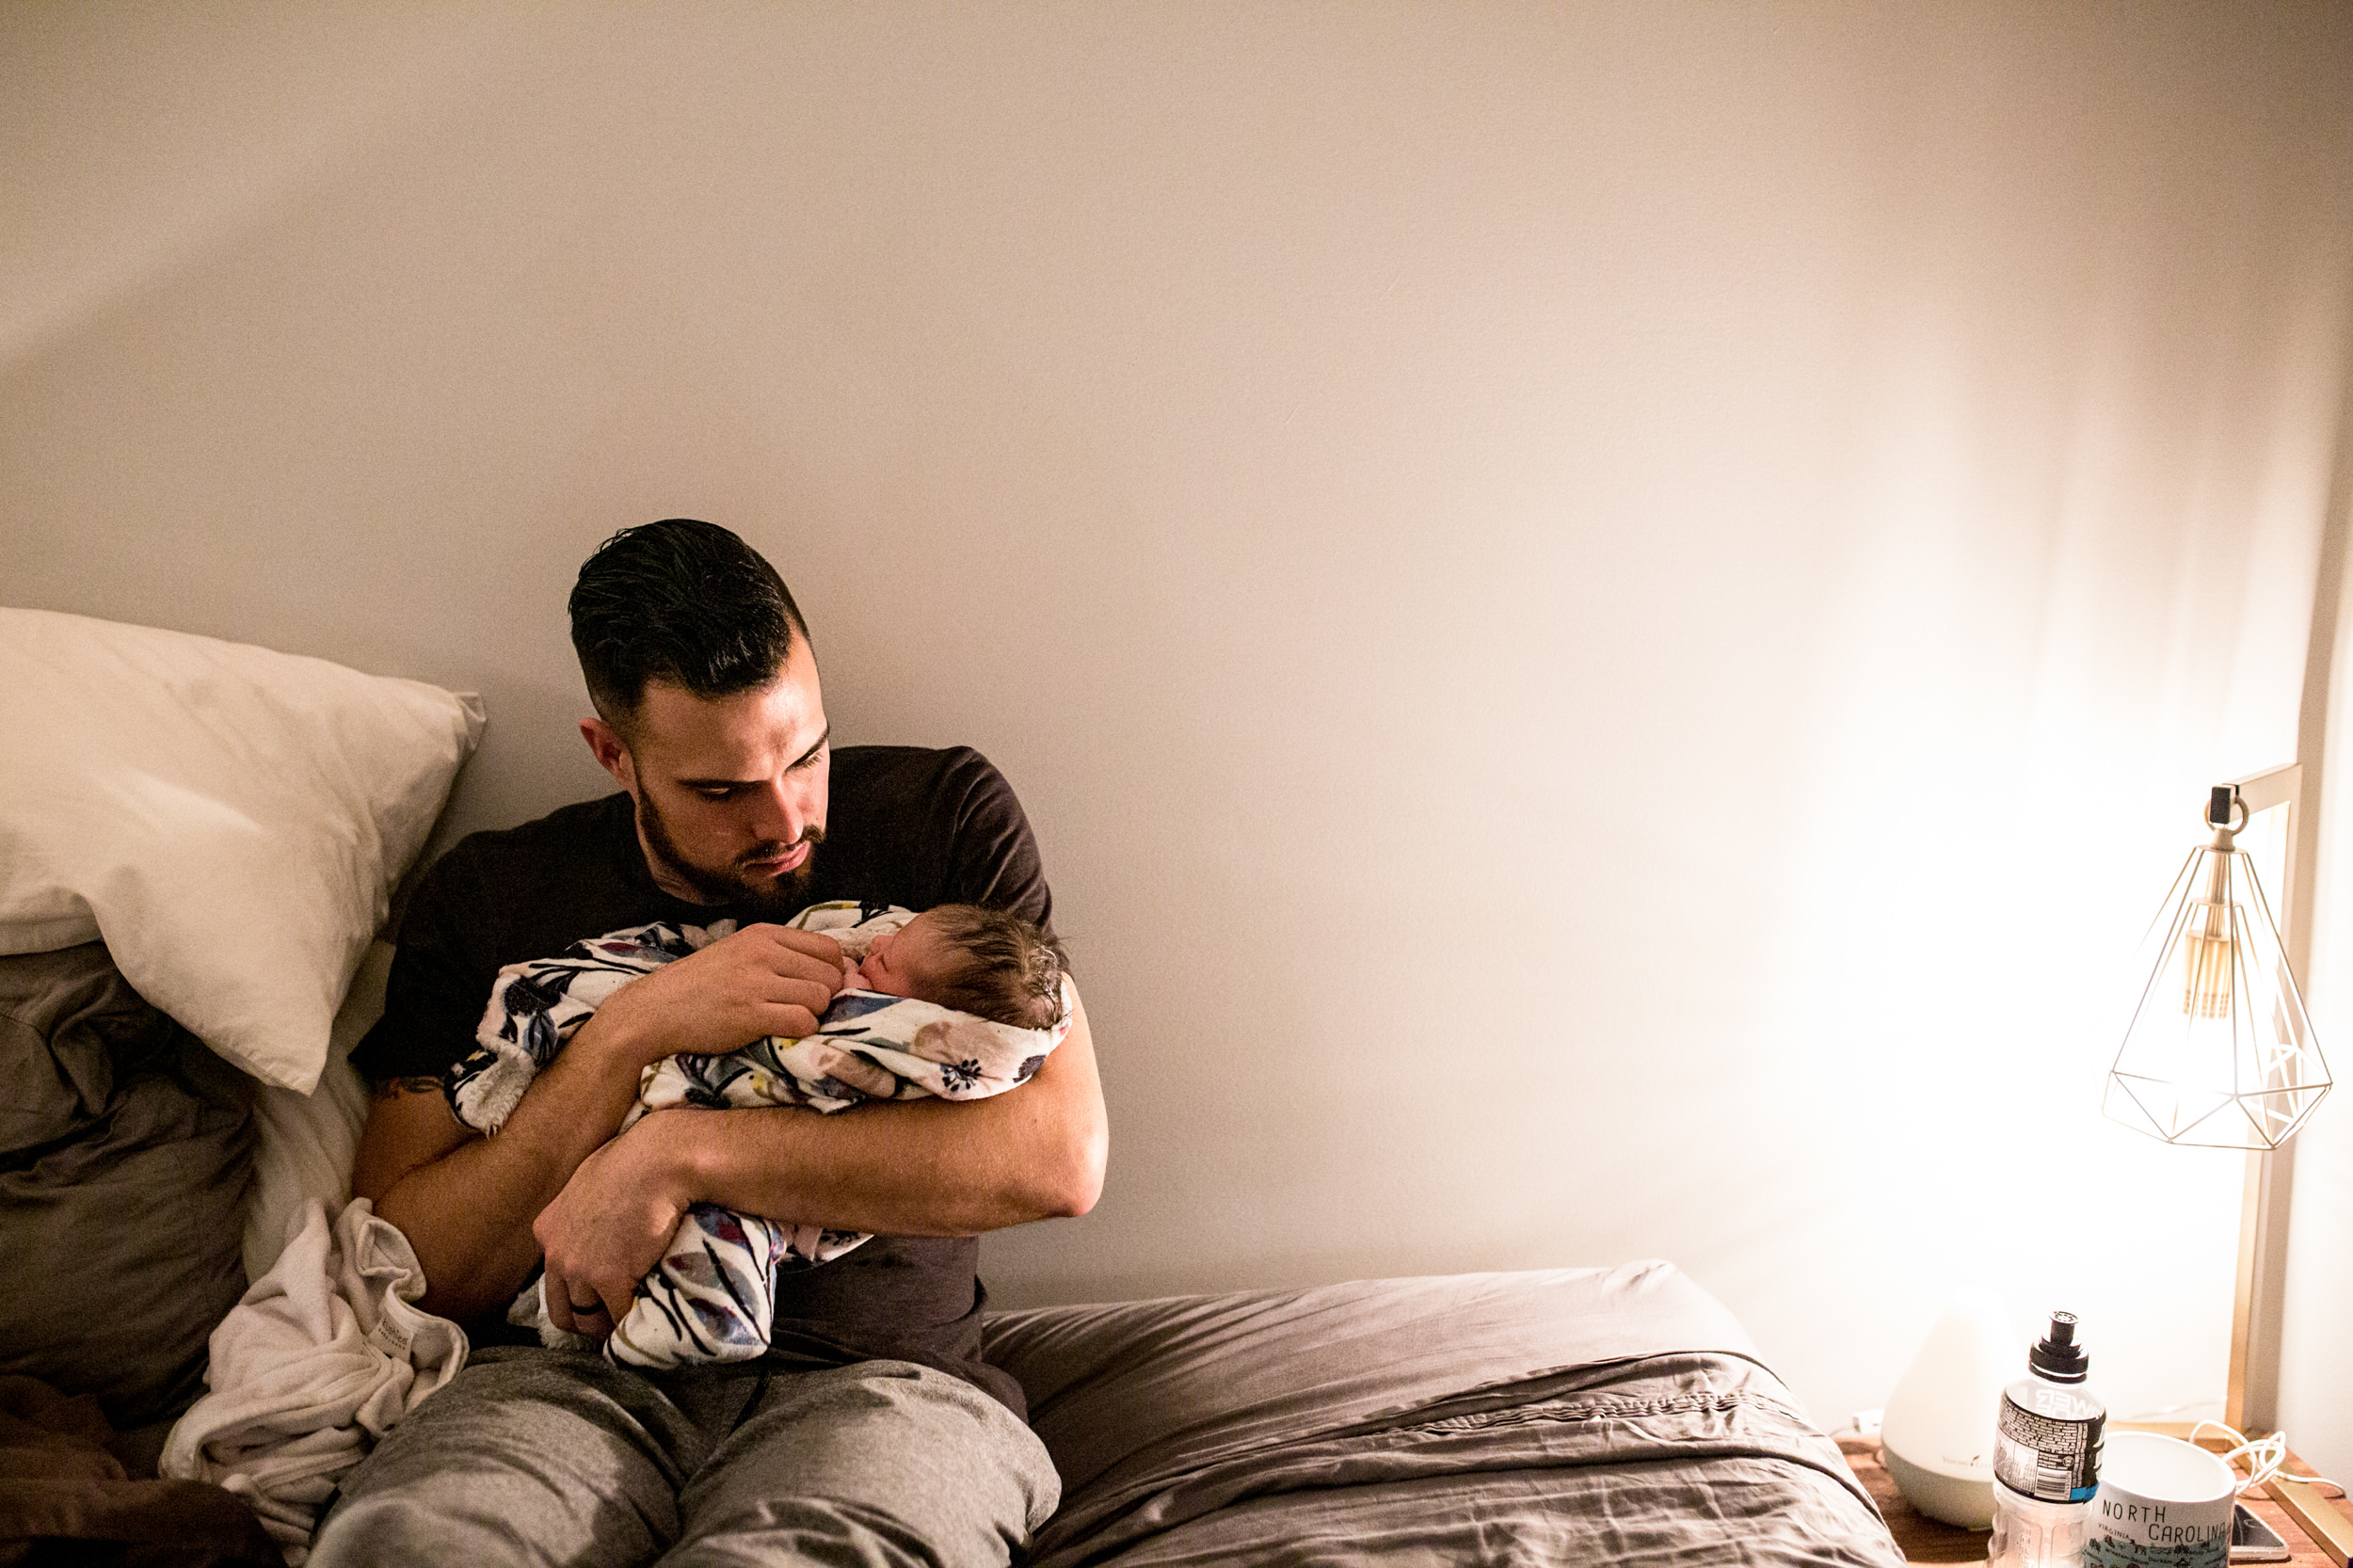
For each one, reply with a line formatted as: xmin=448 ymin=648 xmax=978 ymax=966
xmin=990 ymin=1267 xmax=1902 ymax=1566
xmin=0 ymin=609 xmax=1904 ymax=1566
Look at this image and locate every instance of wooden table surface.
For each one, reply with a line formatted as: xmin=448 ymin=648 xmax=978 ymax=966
xmin=1835 ymin=1433 xmax=2343 ymax=1567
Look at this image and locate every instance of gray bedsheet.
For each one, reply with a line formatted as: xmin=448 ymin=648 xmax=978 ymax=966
xmin=985 ymin=1262 xmax=1902 ymax=1567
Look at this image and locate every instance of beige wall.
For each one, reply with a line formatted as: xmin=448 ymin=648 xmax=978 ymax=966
xmin=7 ymin=4 xmax=2351 ymax=1456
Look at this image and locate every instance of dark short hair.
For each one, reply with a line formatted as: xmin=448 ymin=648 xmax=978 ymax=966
xmin=924 ymin=904 xmax=1069 ymax=1031
xmin=568 ymin=519 xmax=808 ymax=727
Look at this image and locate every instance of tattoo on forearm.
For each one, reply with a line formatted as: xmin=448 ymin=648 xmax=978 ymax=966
xmin=373 ymin=1075 xmax=445 ymax=1102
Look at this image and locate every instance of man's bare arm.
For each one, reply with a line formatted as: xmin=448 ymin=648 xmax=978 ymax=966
xmin=687 ymin=994 xmax=1105 ymax=1230
xmin=353 ymin=1040 xmax=644 ymax=1321
xmin=534 ymin=993 xmax=1107 ymax=1330
xmin=352 ymin=923 xmax=846 ymax=1322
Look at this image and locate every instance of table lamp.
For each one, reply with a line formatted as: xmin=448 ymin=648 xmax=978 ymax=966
xmin=2102 ymin=766 xmax=2332 ymax=1432
xmin=2104 ymin=774 xmax=2330 ymax=1154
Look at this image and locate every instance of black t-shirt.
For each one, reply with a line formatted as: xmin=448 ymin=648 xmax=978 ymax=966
xmin=353 ymin=744 xmax=1052 ymax=1415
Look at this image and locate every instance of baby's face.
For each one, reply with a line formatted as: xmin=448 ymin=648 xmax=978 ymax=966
xmin=855 ymin=913 xmax=958 ymax=1004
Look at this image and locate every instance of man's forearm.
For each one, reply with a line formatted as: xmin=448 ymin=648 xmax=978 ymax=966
xmin=367 ymin=1106 xmax=594 ymax=1322
xmin=354 ymin=1012 xmax=659 ymax=1321
xmin=634 ymin=996 xmax=1107 ymax=1237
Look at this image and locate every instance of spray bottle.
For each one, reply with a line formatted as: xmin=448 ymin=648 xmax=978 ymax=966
xmin=1988 ymin=1312 xmax=2105 ymax=1568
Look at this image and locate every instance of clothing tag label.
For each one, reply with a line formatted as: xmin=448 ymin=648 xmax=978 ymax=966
xmin=368 ymin=1313 xmax=415 ymax=1358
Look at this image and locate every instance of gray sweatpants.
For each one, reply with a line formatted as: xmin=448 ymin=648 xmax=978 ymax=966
xmin=308 ymin=1348 xmax=1060 ymax=1567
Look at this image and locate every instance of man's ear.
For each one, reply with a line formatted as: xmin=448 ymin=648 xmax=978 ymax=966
xmin=581 ymin=716 xmax=637 ymax=793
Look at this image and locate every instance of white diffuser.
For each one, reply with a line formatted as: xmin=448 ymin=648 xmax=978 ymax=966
xmin=1880 ymin=1292 xmax=2022 ymax=1528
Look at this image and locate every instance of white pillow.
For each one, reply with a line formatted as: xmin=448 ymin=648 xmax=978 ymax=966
xmin=244 ymin=939 xmax=389 ymax=1284
xmin=0 ymin=609 xmax=485 ymax=1091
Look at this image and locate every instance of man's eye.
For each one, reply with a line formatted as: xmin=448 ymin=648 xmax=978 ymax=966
xmin=694 ymin=787 xmax=741 ymax=802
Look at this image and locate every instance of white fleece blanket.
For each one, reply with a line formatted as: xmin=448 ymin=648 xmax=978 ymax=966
xmin=161 ymin=1197 xmax=467 ymax=1562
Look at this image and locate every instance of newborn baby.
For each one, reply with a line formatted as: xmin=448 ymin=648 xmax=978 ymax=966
xmin=443 ymin=900 xmax=1070 ymax=1368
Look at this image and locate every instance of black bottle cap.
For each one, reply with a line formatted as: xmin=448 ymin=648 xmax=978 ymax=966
xmin=2030 ymin=1311 xmax=2089 ymax=1383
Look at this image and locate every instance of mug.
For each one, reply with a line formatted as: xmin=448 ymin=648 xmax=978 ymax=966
xmin=2085 ymin=1432 xmax=2239 ymax=1568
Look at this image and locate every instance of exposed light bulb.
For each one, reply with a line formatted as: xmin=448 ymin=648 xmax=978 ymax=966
xmin=2180 ymin=879 xmax=2234 ymax=1020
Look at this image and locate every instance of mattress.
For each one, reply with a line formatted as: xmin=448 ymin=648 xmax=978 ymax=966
xmin=986 ymin=1263 xmax=1903 ymax=1566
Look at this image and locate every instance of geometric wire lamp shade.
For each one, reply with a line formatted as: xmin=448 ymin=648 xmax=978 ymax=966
xmin=2103 ymin=790 xmax=2332 ymax=1150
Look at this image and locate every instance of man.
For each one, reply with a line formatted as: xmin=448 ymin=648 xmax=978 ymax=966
xmin=312 ymin=520 xmax=1105 ymax=1566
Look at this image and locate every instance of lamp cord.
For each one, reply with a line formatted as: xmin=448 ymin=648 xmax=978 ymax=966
xmin=2190 ymin=1420 xmax=2347 ymax=1499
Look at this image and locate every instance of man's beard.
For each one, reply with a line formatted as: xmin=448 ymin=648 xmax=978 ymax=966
xmin=636 ymin=791 xmax=823 ymax=921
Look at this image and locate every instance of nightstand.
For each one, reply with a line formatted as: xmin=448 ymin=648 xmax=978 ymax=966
xmin=1834 ymin=1432 xmax=1994 ymax=1565
xmin=1835 ymin=1428 xmax=2352 ymax=1566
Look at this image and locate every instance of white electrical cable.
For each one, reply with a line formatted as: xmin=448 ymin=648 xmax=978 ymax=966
xmin=2189 ymin=1420 xmax=2347 ymax=1499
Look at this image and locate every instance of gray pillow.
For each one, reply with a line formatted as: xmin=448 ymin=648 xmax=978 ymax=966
xmin=0 ymin=943 xmax=255 ymax=1433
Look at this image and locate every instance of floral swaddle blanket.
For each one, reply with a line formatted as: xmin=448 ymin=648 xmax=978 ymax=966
xmin=443 ymin=901 xmax=1069 ymax=1368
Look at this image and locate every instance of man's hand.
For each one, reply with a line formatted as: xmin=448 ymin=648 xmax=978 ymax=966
xmin=536 ymin=1112 xmax=693 ymax=1337
xmin=589 ymin=921 xmax=846 ymax=1067
xmin=369 ymin=963 xmax=1101 ymax=1329
xmin=597 ymin=989 xmax=1106 ymax=1243
xmin=531 ymin=984 xmax=1106 ymax=1337
xmin=358 ymin=923 xmax=840 ymax=1326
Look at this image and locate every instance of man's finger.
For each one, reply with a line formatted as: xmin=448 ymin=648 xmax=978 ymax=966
xmin=753 ymin=925 xmax=845 ymax=968
xmin=543 ymin=1263 xmax=579 ymax=1336
xmin=763 ymin=975 xmax=838 ymax=1018
xmin=552 ymin=1272 xmax=618 ymax=1341
xmin=762 ymin=1005 xmax=824 ymax=1040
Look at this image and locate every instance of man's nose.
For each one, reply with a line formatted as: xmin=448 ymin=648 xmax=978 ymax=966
xmin=750 ymin=777 xmax=809 ymax=845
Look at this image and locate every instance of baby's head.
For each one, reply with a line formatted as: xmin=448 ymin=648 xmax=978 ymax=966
xmin=855 ymin=904 xmax=1068 ymax=1031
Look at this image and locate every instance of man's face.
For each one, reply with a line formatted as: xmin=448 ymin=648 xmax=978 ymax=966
xmin=581 ymin=635 xmax=831 ymax=918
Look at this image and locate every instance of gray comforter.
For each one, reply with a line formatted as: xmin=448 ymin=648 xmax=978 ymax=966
xmin=986 ymin=1263 xmax=1904 ymax=1566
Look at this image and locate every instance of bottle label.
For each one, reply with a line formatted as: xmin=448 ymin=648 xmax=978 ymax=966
xmin=1993 ymin=1380 xmax=2105 ymax=1502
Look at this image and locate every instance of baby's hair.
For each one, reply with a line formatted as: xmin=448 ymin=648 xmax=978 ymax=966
xmin=921 ymin=904 xmax=1068 ymax=1031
